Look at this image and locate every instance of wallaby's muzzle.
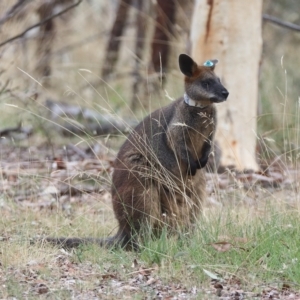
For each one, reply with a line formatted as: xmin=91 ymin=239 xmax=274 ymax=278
xmin=222 ymin=89 xmax=229 ymax=99
xmin=210 ymin=88 xmax=229 ymax=103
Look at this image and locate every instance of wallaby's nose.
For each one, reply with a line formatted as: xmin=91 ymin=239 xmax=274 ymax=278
xmin=222 ymin=90 xmax=229 ymax=99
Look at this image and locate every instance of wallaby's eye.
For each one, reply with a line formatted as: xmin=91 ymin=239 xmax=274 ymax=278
xmin=202 ymin=79 xmax=213 ymax=89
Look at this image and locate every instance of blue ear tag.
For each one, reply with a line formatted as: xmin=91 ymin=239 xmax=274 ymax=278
xmin=203 ymin=60 xmax=214 ymax=67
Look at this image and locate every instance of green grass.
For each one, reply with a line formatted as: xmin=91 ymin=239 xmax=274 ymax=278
xmin=0 ymin=3 xmax=300 ymax=298
xmin=139 ymin=206 xmax=300 ymax=285
xmin=0 ymin=65 xmax=299 ymax=297
xmin=97 ymin=209 xmax=300 ymax=297
xmin=2 ymin=194 xmax=300 ymax=298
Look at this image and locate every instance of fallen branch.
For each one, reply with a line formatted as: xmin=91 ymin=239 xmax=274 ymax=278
xmin=263 ymin=14 xmax=300 ymax=32
xmin=0 ymin=0 xmax=82 ymax=48
xmin=45 ymin=99 xmax=137 ymax=136
xmin=0 ymin=123 xmax=32 ymax=138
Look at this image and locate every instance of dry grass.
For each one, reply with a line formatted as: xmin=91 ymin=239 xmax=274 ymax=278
xmin=1 ymin=164 xmax=300 ymax=299
xmin=0 ymin=1 xmax=300 ymax=299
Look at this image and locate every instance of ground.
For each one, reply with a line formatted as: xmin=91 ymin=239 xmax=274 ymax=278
xmin=0 ymin=141 xmax=300 ymax=299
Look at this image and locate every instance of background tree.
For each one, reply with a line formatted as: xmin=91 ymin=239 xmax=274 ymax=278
xmin=0 ymin=0 xmax=299 ymax=161
xmin=101 ymin=0 xmax=133 ymax=79
xmin=190 ymin=0 xmax=263 ymax=171
xmin=150 ymin=0 xmax=176 ymax=79
xmin=35 ymin=1 xmax=56 ymax=86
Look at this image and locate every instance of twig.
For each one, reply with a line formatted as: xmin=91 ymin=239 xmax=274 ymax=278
xmin=263 ymin=14 xmax=300 ymax=32
xmin=0 ymin=0 xmax=29 ymax=26
xmin=0 ymin=0 xmax=83 ymax=48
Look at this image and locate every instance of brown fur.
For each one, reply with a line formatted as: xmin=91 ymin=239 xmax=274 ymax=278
xmin=45 ymin=54 xmax=229 ymax=250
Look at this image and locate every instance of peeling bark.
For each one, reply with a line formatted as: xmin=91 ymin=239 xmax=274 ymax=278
xmin=205 ymin=0 xmax=214 ymax=42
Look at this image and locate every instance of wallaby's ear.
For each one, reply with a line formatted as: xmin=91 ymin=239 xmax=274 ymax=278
xmin=210 ymin=59 xmax=218 ymax=65
xmin=179 ymin=54 xmax=198 ymax=77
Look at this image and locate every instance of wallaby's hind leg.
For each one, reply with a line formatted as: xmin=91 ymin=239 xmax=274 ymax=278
xmin=112 ymin=170 xmax=162 ymax=246
xmin=110 ymin=227 xmax=139 ymax=251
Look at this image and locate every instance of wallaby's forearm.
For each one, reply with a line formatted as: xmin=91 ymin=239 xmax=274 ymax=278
xmin=196 ymin=140 xmax=212 ymax=169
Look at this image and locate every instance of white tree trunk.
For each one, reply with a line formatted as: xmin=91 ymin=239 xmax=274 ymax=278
xmin=190 ymin=0 xmax=262 ymax=171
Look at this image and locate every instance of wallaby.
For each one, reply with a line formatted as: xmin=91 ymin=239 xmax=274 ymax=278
xmin=45 ymin=54 xmax=229 ymax=250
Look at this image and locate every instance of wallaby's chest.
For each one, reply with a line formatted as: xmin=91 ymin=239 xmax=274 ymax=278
xmin=173 ymin=106 xmax=215 ymax=153
xmin=193 ymin=109 xmax=215 ymax=137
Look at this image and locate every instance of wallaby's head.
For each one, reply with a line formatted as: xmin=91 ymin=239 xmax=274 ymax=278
xmin=179 ymin=54 xmax=229 ymax=106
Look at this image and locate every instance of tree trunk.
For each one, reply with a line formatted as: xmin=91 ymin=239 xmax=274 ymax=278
xmin=190 ymin=0 xmax=262 ymax=171
xmin=131 ymin=0 xmax=147 ymax=111
xmin=101 ymin=0 xmax=133 ymax=79
xmin=151 ymin=0 xmax=176 ymax=76
xmin=36 ymin=0 xmax=56 ymax=86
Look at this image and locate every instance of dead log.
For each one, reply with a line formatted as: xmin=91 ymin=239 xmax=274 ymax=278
xmin=45 ymin=99 xmax=137 ymax=136
xmin=0 ymin=123 xmax=33 ymax=139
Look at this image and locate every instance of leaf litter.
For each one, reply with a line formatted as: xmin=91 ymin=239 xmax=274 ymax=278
xmin=0 ymin=143 xmax=300 ymax=299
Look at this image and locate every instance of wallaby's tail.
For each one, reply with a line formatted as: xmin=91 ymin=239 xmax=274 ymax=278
xmin=43 ymin=236 xmax=118 ymax=248
xmin=39 ymin=229 xmax=138 ymax=251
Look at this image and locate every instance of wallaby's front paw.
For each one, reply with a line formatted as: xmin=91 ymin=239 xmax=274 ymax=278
xmin=187 ymin=161 xmax=198 ymax=176
xmin=196 ymin=157 xmax=209 ymax=169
